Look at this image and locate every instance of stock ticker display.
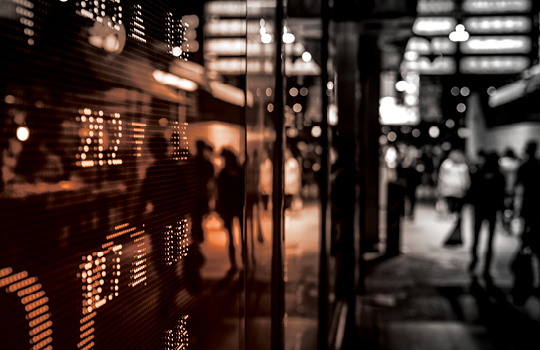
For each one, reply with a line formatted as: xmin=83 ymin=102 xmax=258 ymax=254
xmin=0 ymin=1 xmax=236 ymax=349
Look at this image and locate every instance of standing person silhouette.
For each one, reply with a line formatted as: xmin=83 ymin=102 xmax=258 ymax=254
xmin=514 ymin=141 xmax=540 ymax=291
xmin=216 ymin=148 xmax=244 ymax=271
xmin=192 ymin=140 xmax=215 ymax=243
xmin=467 ymin=153 xmax=506 ymax=276
xmin=438 ymin=149 xmax=470 ymax=217
xmin=140 ymin=135 xmax=187 ymax=313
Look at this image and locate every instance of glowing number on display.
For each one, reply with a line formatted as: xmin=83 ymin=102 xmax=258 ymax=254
xmin=164 ymin=315 xmax=189 ymax=350
xmin=164 ymin=219 xmax=189 ymax=265
xmin=78 ymin=245 xmax=122 ymax=350
xmin=75 ymin=109 xmax=123 ymax=167
xmin=172 ymin=121 xmax=189 ymax=161
xmin=76 ymin=0 xmax=126 ymax=53
xmin=130 ymin=4 xmax=146 ymax=43
xmin=0 ymin=267 xmax=54 ymax=350
xmin=131 ymin=121 xmax=146 ymax=157
xmin=166 ymin=12 xmax=189 ymax=59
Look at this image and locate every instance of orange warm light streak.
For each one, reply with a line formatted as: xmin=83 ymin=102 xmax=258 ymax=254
xmin=210 ymin=81 xmax=254 ymax=107
xmin=152 ymin=70 xmax=198 ymax=91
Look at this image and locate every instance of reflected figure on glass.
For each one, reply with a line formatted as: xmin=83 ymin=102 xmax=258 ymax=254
xmin=246 ymin=149 xmax=263 ymax=254
xmin=192 ymin=140 xmax=215 ymax=243
xmin=259 ymin=147 xmax=273 ymax=211
xmin=467 ymin=153 xmax=505 ymax=276
xmin=284 ymin=148 xmax=300 ymax=210
xmin=140 ymin=134 xmax=188 ymax=312
xmin=216 ymin=148 xmax=244 ymax=271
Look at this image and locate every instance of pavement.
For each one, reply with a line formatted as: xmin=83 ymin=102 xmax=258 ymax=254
xmin=354 ymin=202 xmax=540 ymax=350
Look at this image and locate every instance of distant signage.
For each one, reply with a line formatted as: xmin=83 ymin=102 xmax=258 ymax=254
xmin=461 ymin=36 xmax=531 ymax=54
xmin=412 ymin=17 xmax=456 ymax=36
xmin=417 ymin=0 xmax=455 ymax=14
xmin=406 ymin=37 xmax=457 ymax=55
xmin=464 ymin=16 xmax=532 ymax=34
xmin=462 ymin=0 xmax=532 ymax=14
xmin=401 ymin=57 xmax=456 ymax=75
xmin=460 ymin=56 xmax=530 ymax=74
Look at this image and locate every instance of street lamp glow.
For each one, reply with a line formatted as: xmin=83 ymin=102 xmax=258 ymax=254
xmin=449 ymin=24 xmax=469 ymax=42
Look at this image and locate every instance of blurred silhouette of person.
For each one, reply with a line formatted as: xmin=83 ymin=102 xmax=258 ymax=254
xmin=259 ymin=148 xmax=273 ymax=211
xmin=192 ymin=140 xmax=215 ymax=243
xmin=216 ymin=148 xmax=244 ymax=271
xmin=140 ymin=135 xmax=194 ymax=303
xmin=467 ymin=153 xmax=506 ymax=276
xmin=514 ymin=141 xmax=540 ymax=292
xmin=397 ymin=145 xmax=422 ymax=220
xmin=246 ymin=150 xmax=263 ymax=251
xmin=499 ymin=148 xmax=521 ymax=234
xmin=284 ymin=148 xmax=300 ymax=210
xmin=438 ymin=149 xmax=470 ymax=217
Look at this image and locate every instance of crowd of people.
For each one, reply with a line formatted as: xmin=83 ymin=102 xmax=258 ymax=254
xmin=389 ymin=140 xmax=540 ymax=302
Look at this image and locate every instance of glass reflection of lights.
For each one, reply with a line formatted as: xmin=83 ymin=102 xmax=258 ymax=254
xmin=301 ymin=52 xmax=312 ymax=62
xmin=311 ymin=126 xmax=322 ymax=138
xmin=289 ymin=87 xmax=298 ymax=97
xmin=428 ymin=126 xmax=440 ymax=138
xmin=449 ymin=24 xmax=469 ymax=42
xmin=458 ymin=128 xmax=471 ymax=138
xmin=16 ymin=126 xmax=30 ymax=141
xmin=395 ymin=81 xmax=408 ymax=92
xmin=153 ymin=70 xmax=198 ymax=91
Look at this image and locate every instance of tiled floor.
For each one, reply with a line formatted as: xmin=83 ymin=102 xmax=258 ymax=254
xmin=354 ymin=203 xmax=540 ymax=350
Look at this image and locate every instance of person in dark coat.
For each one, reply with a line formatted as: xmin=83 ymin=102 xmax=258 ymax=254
xmin=514 ymin=141 xmax=540 ymax=293
xmin=467 ymin=152 xmax=506 ymax=276
xmin=216 ymin=148 xmax=244 ymax=271
xmin=191 ymin=140 xmax=215 ymax=243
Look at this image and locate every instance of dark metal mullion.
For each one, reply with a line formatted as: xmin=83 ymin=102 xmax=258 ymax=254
xmin=271 ymin=0 xmax=285 ymax=349
xmin=318 ymin=0 xmax=330 ymax=349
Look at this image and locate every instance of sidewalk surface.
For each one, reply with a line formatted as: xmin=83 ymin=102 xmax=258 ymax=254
xmin=355 ymin=203 xmax=540 ymax=350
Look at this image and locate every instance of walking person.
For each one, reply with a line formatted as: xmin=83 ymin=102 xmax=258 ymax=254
xmin=513 ymin=141 xmax=540 ymax=294
xmin=437 ymin=149 xmax=470 ymax=218
xmin=467 ymin=153 xmax=506 ymax=277
xmin=216 ymin=148 xmax=244 ymax=271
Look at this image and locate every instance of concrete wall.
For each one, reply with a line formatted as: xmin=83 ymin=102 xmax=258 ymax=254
xmin=466 ymin=92 xmax=540 ymax=161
